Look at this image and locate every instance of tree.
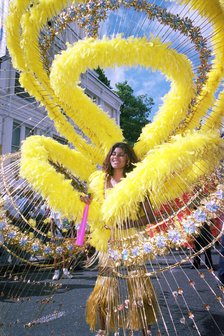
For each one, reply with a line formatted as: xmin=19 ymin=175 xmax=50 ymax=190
xmin=94 ymin=66 xmax=111 ymax=88
xmin=114 ymin=81 xmax=154 ymax=144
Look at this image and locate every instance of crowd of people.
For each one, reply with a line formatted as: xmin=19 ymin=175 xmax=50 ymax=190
xmin=1 ymin=188 xmax=77 ymax=280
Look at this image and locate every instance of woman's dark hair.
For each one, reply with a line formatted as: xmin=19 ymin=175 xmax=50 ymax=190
xmin=102 ymin=142 xmax=138 ymax=176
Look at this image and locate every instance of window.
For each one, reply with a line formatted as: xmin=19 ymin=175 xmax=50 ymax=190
xmin=14 ymin=71 xmax=35 ymax=102
xmin=11 ymin=121 xmax=21 ymax=152
xmin=25 ymin=126 xmax=35 ymax=138
xmin=53 ymin=134 xmax=68 ymax=145
xmin=84 ymin=90 xmax=98 ymax=103
xmin=104 ymin=103 xmax=113 ymax=117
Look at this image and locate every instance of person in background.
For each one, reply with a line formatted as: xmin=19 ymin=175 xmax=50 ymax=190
xmin=191 ymin=222 xmax=214 ymax=269
xmin=218 ymin=234 xmax=224 ymax=285
xmin=50 ymin=209 xmax=73 ymax=281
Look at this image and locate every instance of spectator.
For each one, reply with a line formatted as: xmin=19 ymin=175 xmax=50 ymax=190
xmin=191 ymin=223 xmax=214 ymax=269
xmin=218 ymin=234 xmax=224 ymax=285
xmin=50 ymin=209 xmax=73 ymax=281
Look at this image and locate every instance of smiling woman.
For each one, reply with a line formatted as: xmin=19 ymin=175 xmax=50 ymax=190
xmin=110 ymin=147 xmax=128 ymax=172
xmin=83 ymin=142 xmax=159 ymax=336
xmin=103 ymin=142 xmax=138 ymax=177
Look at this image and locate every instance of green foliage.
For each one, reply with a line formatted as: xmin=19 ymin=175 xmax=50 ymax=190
xmin=94 ymin=66 xmax=111 ymax=88
xmin=114 ymin=81 xmax=154 ymax=144
xmin=93 ymin=69 xmax=154 ymax=144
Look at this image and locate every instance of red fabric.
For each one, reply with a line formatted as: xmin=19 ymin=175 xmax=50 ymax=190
xmin=210 ymin=216 xmax=223 ymax=238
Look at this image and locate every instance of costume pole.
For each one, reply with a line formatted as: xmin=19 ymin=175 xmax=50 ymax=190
xmin=76 ymin=204 xmax=89 ymax=246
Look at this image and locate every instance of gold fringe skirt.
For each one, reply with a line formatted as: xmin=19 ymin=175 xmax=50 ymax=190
xmin=86 ymin=257 xmax=159 ymax=333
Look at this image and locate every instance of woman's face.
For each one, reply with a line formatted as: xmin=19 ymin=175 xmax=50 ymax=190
xmin=110 ymin=147 xmax=128 ymax=171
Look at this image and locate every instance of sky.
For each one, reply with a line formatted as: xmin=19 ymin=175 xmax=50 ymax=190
xmin=105 ymin=66 xmax=170 ymax=119
xmin=102 ymin=3 xmax=173 ymax=118
xmin=98 ymin=0 xmax=213 ymax=120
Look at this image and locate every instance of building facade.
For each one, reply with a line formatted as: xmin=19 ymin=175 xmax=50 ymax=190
xmin=0 ymin=23 xmax=122 ymax=154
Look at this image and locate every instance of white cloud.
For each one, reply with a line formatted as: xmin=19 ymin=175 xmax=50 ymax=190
xmin=132 ymin=71 xmax=170 ymax=118
xmin=105 ymin=65 xmax=170 ymax=119
xmin=134 ymin=72 xmax=166 ymax=95
xmin=105 ymin=66 xmax=126 ymax=88
xmin=100 ymin=1 xmax=214 ymax=118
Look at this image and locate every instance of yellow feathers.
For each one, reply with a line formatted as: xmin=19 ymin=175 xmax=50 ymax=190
xmin=20 ymin=136 xmax=95 ymax=221
xmin=5 ymin=0 xmax=224 ymax=253
xmin=50 ymin=36 xmax=195 ymax=160
xmin=101 ymin=130 xmax=223 ymax=226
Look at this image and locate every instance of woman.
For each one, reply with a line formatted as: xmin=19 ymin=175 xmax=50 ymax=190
xmin=81 ymin=142 xmax=159 ymax=336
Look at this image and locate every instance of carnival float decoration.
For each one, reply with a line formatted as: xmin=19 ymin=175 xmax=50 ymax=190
xmin=0 ymin=0 xmax=223 ymax=335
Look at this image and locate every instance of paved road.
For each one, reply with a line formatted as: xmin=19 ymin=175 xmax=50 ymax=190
xmin=0 ymin=249 xmax=223 ymax=336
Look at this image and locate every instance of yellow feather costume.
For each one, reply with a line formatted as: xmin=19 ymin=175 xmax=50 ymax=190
xmin=2 ymin=0 xmax=224 ymax=335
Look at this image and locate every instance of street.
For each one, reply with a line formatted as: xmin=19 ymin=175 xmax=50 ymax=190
xmin=0 ymin=249 xmax=224 ymax=336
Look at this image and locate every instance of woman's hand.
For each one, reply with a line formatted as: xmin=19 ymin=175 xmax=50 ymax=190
xmin=80 ymin=193 xmax=92 ymax=205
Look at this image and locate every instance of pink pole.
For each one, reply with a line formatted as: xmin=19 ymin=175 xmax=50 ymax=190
xmin=76 ymin=204 xmax=89 ymax=246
